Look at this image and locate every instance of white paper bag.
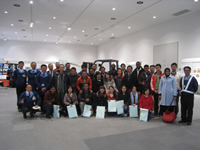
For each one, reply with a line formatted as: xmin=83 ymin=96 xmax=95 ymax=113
xmin=53 ymin=105 xmax=60 ymax=118
xmin=67 ymin=105 xmax=78 ymax=118
xmin=129 ymin=105 xmax=138 ymax=118
xmin=83 ymin=104 xmax=92 ymax=117
xmin=96 ymin=106 xmax=105 ymax=119
xmin=116 ymin=100 xmax=124 ymax=115
xmin=108 ymin=100 xmax=116 ymax=112
xmin=139 ymin=108 xmax=149 ymax=122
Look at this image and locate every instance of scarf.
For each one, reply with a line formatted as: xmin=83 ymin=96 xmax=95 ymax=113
xmin=40 ymin=72 xmax=48 ymax=78
xmin=30 ymin=69 xmax=37 ymax=73
xmin=130 ymin=92 xmax=138 ymax=104
xmin=57 ymin=73 xmax=65 ymax=93
xmin=18 ymin=68 xmax=25 ymax=73
xmin=26 ymin=91 xmax=34 ymax=99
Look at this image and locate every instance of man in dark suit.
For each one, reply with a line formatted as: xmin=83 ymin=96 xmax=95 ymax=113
xmin=124 ymin=65 xmax=136 ymax=92
xmin=133 ymin=61 xmax=144 ymax=92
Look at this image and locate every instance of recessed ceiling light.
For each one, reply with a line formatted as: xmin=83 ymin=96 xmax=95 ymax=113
xmin=18 ymin=38 xmax=20 ymax=40
xmin=153 ymin=16 xmax=156 ymax=19
xmin=56 ymin=42 xmax=58 ymax=44
xmin=194 ymin=0 xmax=198 ymax=2
xmin=60 ymin=0 xmax=64 ymax=1
xmin=44 ymin=39 xmax=46 ymax=41
xmin=53 ymin=17 xmax=56 ymax=19
xmin=68 ymin=27 xmax=71 ymax=30
xmin=30 ymin=1 xmax=33 ymax=4
xmin=11 ymin=24 xmax=14 ymax=26
xmin=30 ymin=22 xmax=33 ymax=28
xmin=4 ymin=39 xmax=7 ymax=41
xmin=14 ymin=4 xmax=20 ymax=7
xmin=128 ymin=26 xmax=131 ymax=29
xmin=49 ymin=27 xmax=51 ymax=29
xmin=46 ymin=34 xmax=48 ymax=36
xmin=91 ymin=43 xmax=93 ymax=45
xmin=112 ymin=8 xmax=116 ymax=10
xmin=82 ymin=30 xmax=85 ymax=32
xmin=94 ymin=36 xmax=96 ymax=38
xmin=137 ymin=1 xmax=143 ymax=4
xmin=69 ymin=41 xmax=71 ymax=43
xmin=15 ymin=32 xmax=17 ymax=34
xmin=111 ymin=34 xmax=114 ymax=36
xmin=4 ymin=11 xmax=8 ymax=14
xmin=100 ymin=39 xmax=102 ymax=41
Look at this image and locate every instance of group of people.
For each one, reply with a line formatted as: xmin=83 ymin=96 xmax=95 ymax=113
xmin=14 ymin=61 xmax=198 ymax=125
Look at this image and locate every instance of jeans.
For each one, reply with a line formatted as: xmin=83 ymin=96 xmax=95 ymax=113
xmin=44 ymin=103 xmax=53 ymax=117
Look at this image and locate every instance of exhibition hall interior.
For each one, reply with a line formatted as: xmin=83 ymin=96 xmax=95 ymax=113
xmin=0 ymin=0 xmax=200 ymax=150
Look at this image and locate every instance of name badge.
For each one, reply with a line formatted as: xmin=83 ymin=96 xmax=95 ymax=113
xmin=22 ymin=74 xmax=26 ymax=77
xmin=41 ymin=84 xmax=45 ymax=87
xmin=32 ymin=96 xmax=36 ymax=100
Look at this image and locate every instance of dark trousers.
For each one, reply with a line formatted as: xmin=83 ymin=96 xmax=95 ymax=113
xmin=39 ymin=93 xmax=45 ymax=111
xmin=175 ymin=91 xmax=180 ymax=115
xmin=159 ymin=105 xmax=175 ymax=116
xmin=21 ymin=106 xmax=34 ymax=118
xmin=181 ymin=94 xmax=194 ymax=123
xmin=44 ymin=103 xmax=53 ymax=117
xmin=153 ymin=92 xmax=159 ymax=115
xmin=16 ymin=85 xmax=26 ymax=109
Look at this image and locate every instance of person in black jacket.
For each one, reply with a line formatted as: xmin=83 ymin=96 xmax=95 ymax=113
xmin=93 ymin=86 xmax=107 ymax=114
xmin=133 ymin=61 xmax=144 ymax=92
xmin=118 ymin=85 xmax=130 ymax=117
xmin=92 ymin=71 xmax=104 ymax=93
xmin=78 ymin=83 xmax=94 ymax=116
xmin=114 ymin=68 xmax=125 ymax=92
xmin=124 ymin=65 xmax=136 ymax=92
xmin=67 ymin=67 xmax=80 ymax=94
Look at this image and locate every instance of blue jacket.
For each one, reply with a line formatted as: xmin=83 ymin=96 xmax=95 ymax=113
xmin=28 ymin=69 xmax=40 ymax=87
xmin=180 ymin=76 xmax=198 ymax=95
xmin=14 ymin=69 xmax=27 ymax=86
xmin=78 ymin=71 xmax=90 ymax=76
xmin=35 ymin=72 xmax=52 ymax=90
xmin=18 ymin=91 xmax=41 ymax=107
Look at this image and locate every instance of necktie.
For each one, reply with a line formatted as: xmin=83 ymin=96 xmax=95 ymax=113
xmin=133 ymin=94 xmax=135 ymax=104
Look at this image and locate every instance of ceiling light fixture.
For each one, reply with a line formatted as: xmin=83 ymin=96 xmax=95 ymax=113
xmin=60 ymin=0 xmax=64 ymax=2
xmin=30 ymin=22 xmax=33 ymax=28
xmin=82 ymin=30 xmax=85 ymax=32
xmin=46 ymin=34 xmax=48 ymax=36
xmin=100 ymin=39 xmax=102 ymax=41
xmin=4 ymin=11 xmax=8 ymax=14
xmin=112 ymin=8 xmax=116 ymax=10
xmin=194 ymin=0 xmax=198 ymax=2
xmin=30 ymin=1 xmax=33 ymax=4
xmin=111 ymin=34 xmax=114 ymax=36
xmin=67 ymin=27 xmax=71 ymax=31
xmin=49 ymin=27 xmax=51 ymax=29
xmin=137 ymin=1 xmax=143 ymax=4
xmin=44 ymin=39 xmax=46 ymax=41
xmin=56 ymin=42 xmax=58 ymax=44
xmin=74 ymin=37 xmax=76 ymax=38
xmin=153 ymin=16 xmax=156 ymax=19
xmin=18 ymin=38 xmax=20 ymax=40
xmin=15 ymin=32 xmax=17 ymax=34
xmin=11 ymin=24 xmax=14 ymax=26
xmin=14 ymin=4 xmax=20 ymax=7
xmin=91 ymin=43 xmax=93 ymax=45
xmin=69 ymin=41 xmax=71 ymax=43
xmin=4 ymin=39 xmax=7 ymax=41
xmin=128 ymin=26 xmax=131 ymax=29
xmin=53 ymin=17 xmax=56 ymax=19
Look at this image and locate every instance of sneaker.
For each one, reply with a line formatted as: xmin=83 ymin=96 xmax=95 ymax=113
xmin=23 ymin=114 xmax=27 ymax=119
xmin=80 ymin=114 xmax=83 ymax=117
xmin=124 ymin=113 xmax=128 ymax=117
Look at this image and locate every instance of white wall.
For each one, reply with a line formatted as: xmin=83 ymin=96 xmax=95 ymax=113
xmin=0 ymin=40 xmax=97 ymax=71
xmin=97 ymin=11 xmax=200 ymax=70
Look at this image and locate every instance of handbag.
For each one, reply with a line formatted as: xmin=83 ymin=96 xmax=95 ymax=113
xmin=162 ymin=99 xmax=176 ymax=123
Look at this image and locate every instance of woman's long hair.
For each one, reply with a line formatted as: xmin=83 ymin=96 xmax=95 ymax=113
xmin=97 ymin=86 xmax=106 ymax=97
xmin=109 ymin=86 xmax=117 ymax=99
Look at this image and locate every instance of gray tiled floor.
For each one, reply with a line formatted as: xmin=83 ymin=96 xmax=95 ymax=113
xmin=0 ymin=88 xmax=200 ymax=150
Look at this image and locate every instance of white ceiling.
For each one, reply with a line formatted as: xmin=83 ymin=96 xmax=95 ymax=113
xmin=0 ymin=0 xmax=200 ymax=46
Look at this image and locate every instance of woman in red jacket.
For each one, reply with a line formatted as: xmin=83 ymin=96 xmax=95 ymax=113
xmin=140 ymin=88 xmax=153 ymax=120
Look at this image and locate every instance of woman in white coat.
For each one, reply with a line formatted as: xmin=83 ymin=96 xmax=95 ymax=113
xmin=158 ymin=68 xmax=177 ymax=116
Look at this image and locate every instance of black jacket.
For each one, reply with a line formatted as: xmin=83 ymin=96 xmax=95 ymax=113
xmin=92 ymin=78 xmax=104 ymax=93
xmin=114 ymin=75 xmax=125 ymax=92
xmin=124 ymin=72 xmax=136 ymax=90
xmin=67 ymin=73 xmax=79 ymax=93
xmin=118 ymin=92 xmax=130 ymax=106
xmin=93 ymin=93 xmax=108 ymax=111
xmin=78 ymin=90 xmax=94 ymax=106
xmin=133 ymin=67 xmax=144 ymax=90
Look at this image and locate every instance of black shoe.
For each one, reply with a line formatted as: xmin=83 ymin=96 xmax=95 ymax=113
xmin=178 ymin=120 xmax=187 ymax=123
xmin=18 ymin=108 xmax=22 ymax=112
xmin=187 ymin=122 xmax=192 ymax=125
xmin=30 ymin=113 xmax=34 ymax=118
xmin=23 ymin=114 xmax=27 ymax=119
